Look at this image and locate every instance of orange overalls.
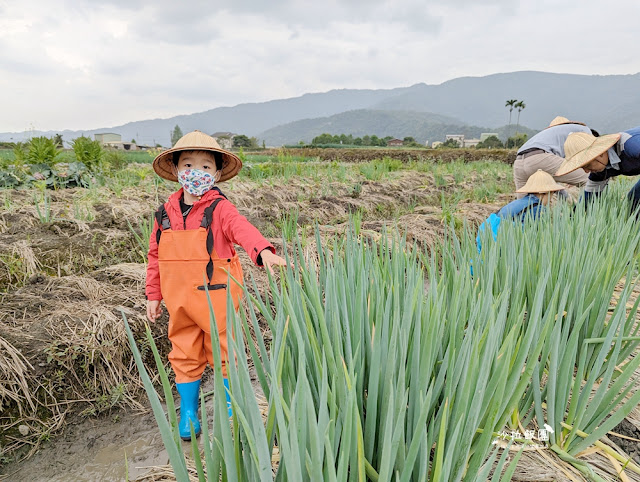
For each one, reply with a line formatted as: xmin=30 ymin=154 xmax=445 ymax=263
xmin=155 ymin=199 xmax=244 ymax=382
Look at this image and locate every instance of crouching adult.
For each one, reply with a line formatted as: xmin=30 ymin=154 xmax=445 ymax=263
xmin=555 ymin=127 xmax=640 ymax=211
xmin=513 ymin=116 xmax=594 ymax=198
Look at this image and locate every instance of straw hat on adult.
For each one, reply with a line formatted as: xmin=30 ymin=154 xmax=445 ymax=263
xmin=153 ymin=130 xmax=242 ymax=182
xmin=546 ymin=116 xmax=586 ymax=128
xmin=555 ymin=131 xmax=620 ymax=177
xmin=516 ymin=169 xmax=565 ymax=194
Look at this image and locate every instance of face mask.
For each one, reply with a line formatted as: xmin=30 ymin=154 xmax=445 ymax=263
xmin=177 ymin=168 xmax=216 ymax=197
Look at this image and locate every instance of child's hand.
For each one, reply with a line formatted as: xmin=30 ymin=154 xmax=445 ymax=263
xmin=147 ymin=300 xmax=163 ymax=323
xmin=260 ymin=250 xmax=287 ymax=275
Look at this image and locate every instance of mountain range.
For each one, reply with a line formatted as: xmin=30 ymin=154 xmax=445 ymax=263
xmin=2 ymin=71 xmax=638 ymax=147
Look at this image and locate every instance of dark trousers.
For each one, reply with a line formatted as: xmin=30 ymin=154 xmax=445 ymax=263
xmin=627 ymin=178 xmax=640 ymax=213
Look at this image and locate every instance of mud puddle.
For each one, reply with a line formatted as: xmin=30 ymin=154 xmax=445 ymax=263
xmin=2 ymin=408 xmax=165 ymax=481
xmin=0 ymin=377 xmax=235 ymax=482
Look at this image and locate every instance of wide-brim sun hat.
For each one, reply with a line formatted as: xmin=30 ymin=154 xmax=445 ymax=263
xmin=153 ymin=130 xmax=242 ymax=182
xmin=546 ymin=115 xmax=586 ymax=128
xmin=516 ymin=169 xmax=565 ymax=194
xmin=555 ymin=131 xmax=620 ymax=177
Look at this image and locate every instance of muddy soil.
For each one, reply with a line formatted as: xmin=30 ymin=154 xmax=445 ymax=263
xmin=0 ymin=375 xmax=236 ymax=482
xmin=610 ymin=419 xmax=640 ymax=464
xmin=1 ymin=408 xmax=165 ymax=481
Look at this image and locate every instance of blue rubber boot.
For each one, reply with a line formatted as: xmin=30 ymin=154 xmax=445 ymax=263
xmin=176 ymin=380 xmax=201 ymax=441
xmin=223 ymin=378 xmax=233 ymax=418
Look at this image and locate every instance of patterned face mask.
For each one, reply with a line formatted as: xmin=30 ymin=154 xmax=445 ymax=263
xmin=177 ymin=169 xmax=216 ymax=197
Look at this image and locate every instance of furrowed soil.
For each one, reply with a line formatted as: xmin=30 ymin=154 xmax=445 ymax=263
xmin=1 ymin=163 xmax=638 ymax=481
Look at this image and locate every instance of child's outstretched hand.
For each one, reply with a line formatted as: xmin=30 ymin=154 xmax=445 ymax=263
xmin=147 ymin=300 xmax=163 ymax=323
xmin=260 ymin=250 xmax=287 ymax=275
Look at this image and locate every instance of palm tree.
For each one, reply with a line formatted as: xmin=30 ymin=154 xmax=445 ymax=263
xmin=505 ymin=99 xmax=517 ymax=140
xmin=514 ymin=100 xmax=526 ymax=136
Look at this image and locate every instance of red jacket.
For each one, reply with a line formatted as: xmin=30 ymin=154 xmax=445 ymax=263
xmin=145 ymin=188 xmax=274 ymax=301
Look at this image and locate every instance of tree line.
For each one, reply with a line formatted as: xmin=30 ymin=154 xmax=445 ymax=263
xmin=311 ymin=133 xmax=422 ymax=147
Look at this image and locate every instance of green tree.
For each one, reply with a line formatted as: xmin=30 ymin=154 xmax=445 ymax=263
xmin=514 ymin=100 xmax=526 ymax=135
xmin=505 ymin=99 xmax=517 ymax=141
xmin=506 ymin=133 xmax=528 ymax=149
xmin=476 ymin=135 xmax=504 ymax=149
xmin=233 ymin=134 xmax=252 ymax=148
xmin=171 ymin=125 xmax=183 ymax=146
xmin=52 ymin=133 xmax=64 ymax=148
xmin=441 ymin=138 xmax=460 ymax=148
xmin=312 ymin=133 xmax=334 ymax=145
xmin=362 ymin=135 xmax=371 ymax=146
xmin=353 ymin=137 xmax=363 ymax=146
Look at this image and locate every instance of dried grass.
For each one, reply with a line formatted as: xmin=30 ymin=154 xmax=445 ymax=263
xmin=97 ymin=263 xmax=146 ymax=282
xmin=0 ymin=335 xmax=36 ymax=416
xmin=0 ymin=270 xmax=160 ymax=462
xmin=0 ymin=365 xmax=68 ymax=466
xmin=11 ymin=241 xmax=40 ymax=279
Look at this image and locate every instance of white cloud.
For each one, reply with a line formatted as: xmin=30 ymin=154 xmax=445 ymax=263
xmin=0 ymin=0 xmax=638 ymax=132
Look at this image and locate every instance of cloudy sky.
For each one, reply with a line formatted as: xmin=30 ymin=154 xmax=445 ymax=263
xmin=1 ymin=0 xmax=638 ymax=133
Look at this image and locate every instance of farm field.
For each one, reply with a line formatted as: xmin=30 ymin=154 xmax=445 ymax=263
xmin=1 ymin=146 xmax=639 ymax=481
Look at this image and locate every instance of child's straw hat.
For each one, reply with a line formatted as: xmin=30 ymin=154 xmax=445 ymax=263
xmin=555 ymin=131 xmax=620 ymax=177
xmin=546 ymin=116 xmax=586 ymax=128
xmin=516 ymin=169 xmax=565 ymax=194
xmin=153 ymin=130 xmax=242 ymax=182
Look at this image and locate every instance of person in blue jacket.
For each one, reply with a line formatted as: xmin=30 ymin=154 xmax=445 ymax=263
xmin=555 ymin=127 xmax=640 ymax=210
xmin=476 ymin=169 xmax=565 ymax=253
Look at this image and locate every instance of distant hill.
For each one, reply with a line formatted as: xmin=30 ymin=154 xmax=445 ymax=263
xmin=0 ymin=87 xmax=413 ymax=147
xmin=369 ymin=71 xmax=640 ymax=133
xmin=259 ymin=109 xmax=536 ymax=145
xmin=1 ymin=71 xmax=638 ymax=146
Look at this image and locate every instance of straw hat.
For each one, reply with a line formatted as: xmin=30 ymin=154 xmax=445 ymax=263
xmin=516 ymin=170 xmax=565 ymax=194
xmin=153 ymin=130 xmax=242 ymax=182
xmin=546 ymin=116 xmax=586 ymax=128
xmin=555 ymin=131 xmax=620 ymax=177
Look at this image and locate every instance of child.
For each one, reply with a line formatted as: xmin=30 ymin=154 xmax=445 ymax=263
xmin=145 ymin=130 xmax=286 ymax=441
xmin=476 ymin=169 xmax=565 ymax=253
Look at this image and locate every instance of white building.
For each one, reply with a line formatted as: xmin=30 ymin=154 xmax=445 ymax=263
xmin=94 ymin=133 xmax=121 ymax=144
xmin=445 ymin=134 xmax=465 ymax=147
xmin=463 ymin=138 xmax=481 ymax=148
